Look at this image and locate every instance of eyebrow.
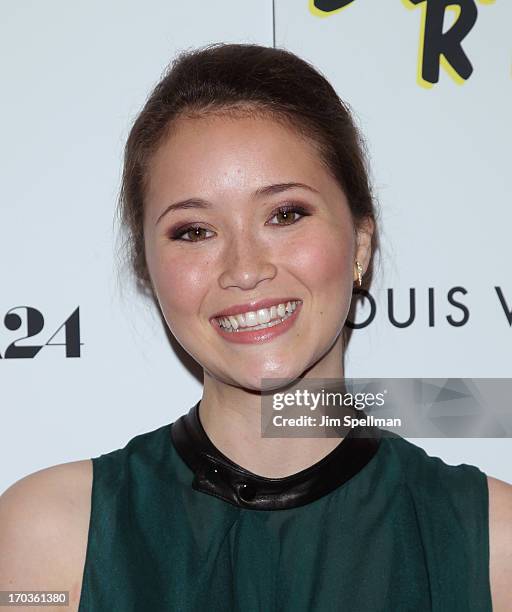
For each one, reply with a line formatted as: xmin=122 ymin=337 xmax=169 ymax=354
xmin=155 ymin=182 xmax=319 ymax=225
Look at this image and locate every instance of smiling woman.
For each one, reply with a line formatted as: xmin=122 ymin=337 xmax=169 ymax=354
xmin=141 ymin=108 xmax=371 ymax=388
xmin=1 ymin=42 xmax=511 ymax=612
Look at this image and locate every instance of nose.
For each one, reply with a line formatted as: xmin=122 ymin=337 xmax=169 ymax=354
xmin=218 ymin=231 xmax=277 ymax=290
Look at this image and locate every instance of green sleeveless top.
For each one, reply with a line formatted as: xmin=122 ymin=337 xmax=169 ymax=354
xmin=78 ymin=402 xmax=492 ymax=611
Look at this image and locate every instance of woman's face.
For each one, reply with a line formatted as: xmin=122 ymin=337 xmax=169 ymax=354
xmin=143 ymin=113 xmax=372 ymax=390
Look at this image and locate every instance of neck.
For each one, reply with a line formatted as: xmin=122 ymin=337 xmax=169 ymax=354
xmin=198 ymin=341 xmax=346 ymax=478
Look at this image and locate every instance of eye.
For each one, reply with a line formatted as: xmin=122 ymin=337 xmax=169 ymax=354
xmin=168 ymin=225 xmax=214 ymax=242
xmin=267 ymin=204 xmax=310 ymax=226
xmin=168 ymin=204 xmax=311 ymax=243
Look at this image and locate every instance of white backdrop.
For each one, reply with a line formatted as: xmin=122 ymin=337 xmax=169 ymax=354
xmin=1 ymin=0 xmax=510 ymax=494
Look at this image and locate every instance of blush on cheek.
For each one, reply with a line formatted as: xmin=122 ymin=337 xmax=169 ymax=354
xmin=290 ymin=236 xmax=352 ymax=288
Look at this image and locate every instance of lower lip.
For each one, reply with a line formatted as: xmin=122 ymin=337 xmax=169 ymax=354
xmin=211 ymin=303 xmax=303 ymax=344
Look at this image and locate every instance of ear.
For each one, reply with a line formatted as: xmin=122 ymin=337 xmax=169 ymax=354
xmin=353 ymin=216 xmax=374 ymax=281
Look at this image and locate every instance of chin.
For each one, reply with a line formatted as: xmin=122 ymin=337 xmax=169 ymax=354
xmin=236 ymin=361 xmax=306 ymax=393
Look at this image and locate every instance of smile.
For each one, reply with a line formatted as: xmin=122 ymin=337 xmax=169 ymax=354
xmin=214 ymin=300 xmax=301 ymax=332
xmin=211 ymin=300 xmax=303 ymax=345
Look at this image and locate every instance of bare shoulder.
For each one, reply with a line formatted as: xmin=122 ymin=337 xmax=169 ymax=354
xmin=487 ymin=475 xmax=512 ymax=612
xmin=0 ymin=460 xmax=93 ymax=612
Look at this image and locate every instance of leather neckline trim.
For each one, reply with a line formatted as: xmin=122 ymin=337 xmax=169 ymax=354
xmin=170 ymin=400 xmax=382 ymax=511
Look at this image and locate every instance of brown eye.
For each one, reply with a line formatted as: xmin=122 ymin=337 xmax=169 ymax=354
xmin=268 ymin=205 xmax=310 ymax=226
xmin=169 ymin=226 xmax=213 ymax=242
xmin=169 ymin=204 xmax=311 ymax=243
xmin=274 ymin=210 xmax=299 ymax=224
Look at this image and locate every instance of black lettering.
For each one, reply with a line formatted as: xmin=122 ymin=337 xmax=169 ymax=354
xmin=346 ymin=289 xmax=376 ymax=328
xmin=45 ymin=307 xmax=82 ymax=358
xmin=495 ymin=287 xmax=512 ymax=326
xmin=4 ymin=306 xmax=44 ymax=359
xmin=446 ymin=286 xmax=469 ymax=326
xmin=313 ymin=0 xmax=356 ymax=11
xmin=428 ymin=287 xmax=435 ymax=326
xmin=388 ymin=288 xmax=416 ymax=328
xmin=408 ymin=0 xmax=478 ymax=84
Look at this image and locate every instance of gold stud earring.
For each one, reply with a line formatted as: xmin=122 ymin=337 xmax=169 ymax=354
xmin=354 ymin=261 xmax=363 ymax=287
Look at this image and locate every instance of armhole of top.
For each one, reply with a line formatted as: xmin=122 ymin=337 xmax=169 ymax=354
xmin=384 ymin=436 xmax=493 ymax=611
xmin=481 ymin=470 xmax=493 ymax=611
xmin=451 ymin=463 xmax=492 ymax=609
xmin=76 ymin=456 xmax=96 ymax=612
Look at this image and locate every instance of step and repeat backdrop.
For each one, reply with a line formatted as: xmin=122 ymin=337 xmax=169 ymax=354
xmin=1 ymin=0 xmax=510 ymax=492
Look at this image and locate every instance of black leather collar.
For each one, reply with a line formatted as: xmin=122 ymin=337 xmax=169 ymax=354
xmin=171 ymin=401 xmax=382 ymax=511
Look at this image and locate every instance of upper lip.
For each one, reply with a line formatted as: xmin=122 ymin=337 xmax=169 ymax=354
xmin=211 ymin=297 xmax=302 ymax=319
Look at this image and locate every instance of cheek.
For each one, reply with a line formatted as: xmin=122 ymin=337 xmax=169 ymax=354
xmin=287 ymin=228 xmax=354 ymax=292
xmin=149 ymin=249 xmax=212 ymax=316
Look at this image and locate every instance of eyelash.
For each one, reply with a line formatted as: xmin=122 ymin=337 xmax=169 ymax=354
xmin=168 ymin=204 xmax=311 ymax=242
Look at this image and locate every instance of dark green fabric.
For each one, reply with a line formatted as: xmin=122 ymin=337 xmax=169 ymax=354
xmin=78 ymin=421 xmax=492 ymax=611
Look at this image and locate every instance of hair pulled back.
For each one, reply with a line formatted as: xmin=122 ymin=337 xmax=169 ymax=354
xmin=117 ymin=42 xmax=379 ymax=299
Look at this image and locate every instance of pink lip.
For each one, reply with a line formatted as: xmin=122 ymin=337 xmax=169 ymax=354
xmin=211 ymin=301 xmax=303 ymax=345
xmin=210 ymin=297 xmax=302 ymax=319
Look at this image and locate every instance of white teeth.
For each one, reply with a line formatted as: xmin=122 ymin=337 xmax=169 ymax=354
xmin=215 ymin=300 xmax=302 ymax=331
xmin=244 ymin=311 xmax=258 ymax=326
xmin=257 ymin=309 xmax=271 ymax=324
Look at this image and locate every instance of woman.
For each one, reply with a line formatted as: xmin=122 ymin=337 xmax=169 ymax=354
xmin=0 ymin=43 xmax=510 ymax=611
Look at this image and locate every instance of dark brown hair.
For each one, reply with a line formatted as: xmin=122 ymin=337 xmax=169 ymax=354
xmin=117 ymin=42 xmax=379 ymax=302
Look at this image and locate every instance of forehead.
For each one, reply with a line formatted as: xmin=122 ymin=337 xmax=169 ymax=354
xmin=145 ymin=113 xmax=330 ymax=200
